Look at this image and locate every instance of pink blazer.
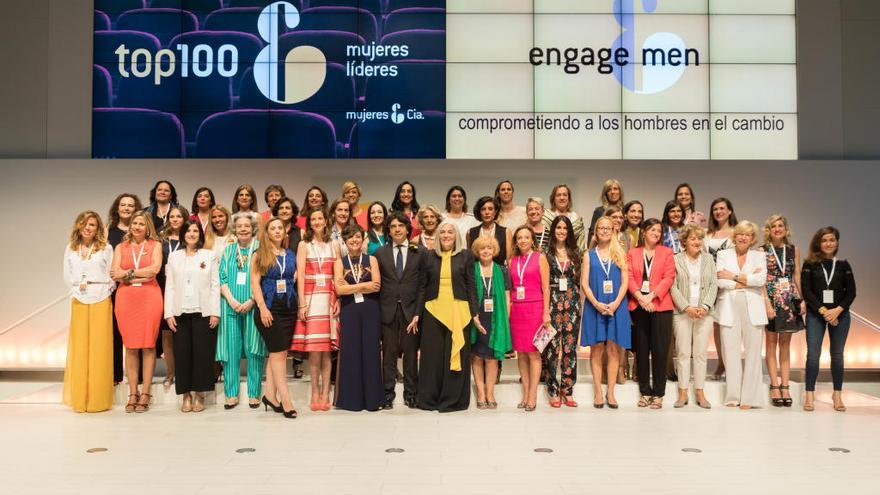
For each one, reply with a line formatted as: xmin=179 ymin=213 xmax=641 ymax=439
xmin=627 ymin=245 xmax=676 ymax=312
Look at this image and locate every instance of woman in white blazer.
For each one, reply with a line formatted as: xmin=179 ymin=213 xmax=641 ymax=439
xmin=715 ymin=221 xmax=768 ymax=409
xmin=164 ymin=221 xmax=221 ymax=412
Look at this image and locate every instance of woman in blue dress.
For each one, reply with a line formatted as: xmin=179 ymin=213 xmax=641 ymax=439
xmin=581 ymin=216 xmax=631 ymax=409
xmin=333 ymin=224 xmax=384 ymax=411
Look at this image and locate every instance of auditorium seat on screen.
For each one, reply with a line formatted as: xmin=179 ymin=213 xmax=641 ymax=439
xmin=94 ymin=11 xmax=111 ymax=31
xmin=95 ymin=0 xmax=146 ymax=21
xmin=227 ymin=0 xmax=302 ymax=8
xmin=383 ymin=7 xmax=444 ymax=34
xmin=169 ymin=31 xmax=262 ymax=96
xmin=300 ymin=7 xmax=378 ymax=43
xmin=348 ymin=110 xmax=443 ymax=158
xmin=93 ymin=31 xmax=162 ymax=86
xmin=238 ymin=62 xmax=355 ymax=144
xmin=364 ymin=60 xmax=443 ymax=111
xmin=307 ymin=0 xmax=383 ymax=17
xmin=93 ymin=108 xmax=185 ymax=158
xmin=386 ymin=0 xmax=445 ymax=13
xmin=380 ymin=29 xmax=444 ymax=59
xmin=116 ymin=9 xmax=200 ymax=46
xmin=93 ymin=66 xmax=113 ymax=108
xmin=204 ymin=8 xmax=270 ymax=38
xmin=195 ymin=110 xmax=337 ymax=158
xmin=278 ymin=30 xmax=365 ymax=64
xmin=149 ymin=0 xmax=223 ymax=23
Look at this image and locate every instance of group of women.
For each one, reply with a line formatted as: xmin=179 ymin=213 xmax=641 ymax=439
xmin=61 ymin=179 xmax=857 ymax=416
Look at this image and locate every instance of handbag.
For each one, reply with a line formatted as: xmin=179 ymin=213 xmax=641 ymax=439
xmin=532 ymin=324 xmax=558 ymax=353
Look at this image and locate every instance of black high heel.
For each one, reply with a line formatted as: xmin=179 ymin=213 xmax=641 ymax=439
xmin=248 ymin=401 xmax=260 ymax=409
xmin=262 ymin=396 xmax=283 ymax=413
xmin=780 ymin=385 xmax=792 ymax=407
xmin=283 ymin=407 xmax=298 ymax=419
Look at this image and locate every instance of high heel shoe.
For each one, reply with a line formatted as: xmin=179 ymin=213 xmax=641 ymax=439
xmin=769 ymin=385 xmax=783 ymax=407
xmin=224 ymin=398 xmax=239 ymax=410
xmin=832 ymin=392 xmax=847 ymax=412
xmin=262 ymin=396 xmax=283 ymax=413
xmin=779 ymin=385 xmax=793 ymax=407
xmin=283 ymin=407 xmax=298 ymax=419
xmin=605 ymin=395 xmax=619 ymax=409
xmin=248 ymin=400 xmax=260 ymax=409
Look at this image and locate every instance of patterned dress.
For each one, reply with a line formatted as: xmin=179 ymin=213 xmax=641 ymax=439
xmin=292 ymin=241 xmax=339 ymax=352
xmin=545 ymin=252 xmax=581 ymax=397
xmin=764 ymin=244 xmax=804 ymax=332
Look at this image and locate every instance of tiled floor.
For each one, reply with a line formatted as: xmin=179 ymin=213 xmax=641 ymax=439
xmin=1 ymin=379 xmax=878 ymax=495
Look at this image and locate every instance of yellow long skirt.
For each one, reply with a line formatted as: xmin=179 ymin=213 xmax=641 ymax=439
xmin=63 ymin=297 xmax=114 ymax=412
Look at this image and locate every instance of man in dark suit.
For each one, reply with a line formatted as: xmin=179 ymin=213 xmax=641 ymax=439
xmin=374 ymin=211 xmax=427 ymax=409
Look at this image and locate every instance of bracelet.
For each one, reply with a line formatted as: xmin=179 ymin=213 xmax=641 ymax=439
xmin=818 ymin=307 xmax=827 ymax=315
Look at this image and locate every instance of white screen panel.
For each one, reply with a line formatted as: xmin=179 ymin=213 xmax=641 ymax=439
xmin=447 ymin=64 xmax=534 ymax=112
xmin=447 ymin=14 xmax=533 ymax=63
xmin=448 ymin=113 xmax=535 ymax=159
xmin=622 ymin=113 xmax=711 ymax=159
xmin=622 ymin=64 xmax=709 ymax=113
xmin=711 ymin=114 xmax=798 ymax=159
xmin=709 ymin=0 xmax=795 ymax=15
xmin=710 ymin=64 xmax=797 ymax=113
xmin=710 ymin=15 xmax=797 ymax=63
xmin=535 ymin=113 xmax=623 ymax=159
xmin=447 ymin=0 xmax=533 ymax=14
xmin=535 ymin=64 xmax=622 ymax=113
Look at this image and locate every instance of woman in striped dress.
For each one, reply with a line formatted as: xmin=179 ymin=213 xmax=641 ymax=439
xmin=217 ymin=211 xmax=267 ymax=409
xmin=293 ymin=207 xmax=340 ymax=411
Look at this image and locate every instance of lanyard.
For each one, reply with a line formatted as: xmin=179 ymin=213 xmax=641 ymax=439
xmin=770 ymin=245 xmax=787 ymax=277
xmin=236 ymin=240 xmax=254 ymax=269
xmin=538 ymin=229 xmax=546 ymax=248
xmin=667 ymin=227 xmax=680 ymax=252
xmin=169 ymin=239 xmax=180 ymax=253
xmin=156 ymin=204 xmax=170 ymax=224
xmin=821 ymin=258 xmax=837 ymax=289
xmin=643 ymin=250 xmax=654 ymax=279
xmin=276 ymin=252 xmax=287 ymax=278
xmin=198 ymin=213 xmax=209 ymax=231
xmin=516 ymin=252 xmax=534 ymax=286
xmin=555 ymin=255 xmax=569 ymax=275
xmin=373 ymin=230 xmax=385 ymax=246
xmin=347 ymin=254 xmax=364 ymax=283
xmin=595 ymin=247 xmax=612 ymax=280
xmin=311 ymin=242 xmax=327 ymax=271
xmin=480 ymin=265 xmax=493 ymax=296
xmin=131 ymin=243 xmax=146 ymax=270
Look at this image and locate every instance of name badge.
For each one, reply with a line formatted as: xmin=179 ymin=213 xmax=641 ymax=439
xmin=603 ymin=280 xmax=614 ymax=295
xmin=236 ymin=272 xmax=247 ymax=286
xmin=276 ymin=279 xmax=287 ymax=294
xmin=640 ymin=280 xmax=650 ymax=294
xmin=777 ymin=278 xmax=790 ymax=292
xmin=484 ymin=298 xmax=494 ymax=312
xmin=823 ymin=290 xmax=834 ymax=304
xmin=316 ymin=276 xmax=326 ymax=287
xmin=516 ymin=286 xmax=526 ymax=300
xmin=353 ymin=292 xmax=364 ymax=304
xmin=558 ymin=277 xmax=568 ymax=291
xmin=78 ymin=282 xmax=88 ymax=294
xmin=184 ymin=281 xmax=195 ymax=297
xmin=131 ymin=282 xmax=142 ymax=287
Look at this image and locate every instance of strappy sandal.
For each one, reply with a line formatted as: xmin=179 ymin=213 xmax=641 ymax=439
xmin=517 ymin=402 xmax=526 ymax=409
xmin=649 ymin=396 xmax=663 ymax=409
xmin=125 ymin=394 xmax=139 ymax=413
xmin=560 ymin=394 xmax=578 ymax=407
xmin=487 ymin=401 xmax=498 ymax=409
xmin=524 ymin=403 xmax=536 ymax=412
xmin=638 ymin=395 xmax=652 ymax=408
xmin=549 ymin=396 xmax=562 ymax=408
xmin=769 ymin=385 xmax=783 ymax=407
xmin=476 ymin=401 xmax=488 ymax=410
xmin=135 ymin=393 xmax=152 ymax=413
xmin=779 ymin=385 xmax=793 ymax=407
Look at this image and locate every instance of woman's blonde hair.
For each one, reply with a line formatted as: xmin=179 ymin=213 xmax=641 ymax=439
xmin=678 ymin=224 xmax=706 ymax=244
xmin=159 ymin=205 xmax=190 ymax=241
xmin=762 ymin=214 xmax=792 ymax=246
xmin=471 ymin=235 xmax=500 ymax=258
xmin=204 ymin=204 xmax=232 ymax=250
xmin=69 ymin=211 xmax=108 ymax=251
xmin=254 ymin=217 xmax=285 ymax=275
xmin=733 ymin=220 xmax=759 ymax=248
xmin=594 ymin=216 xmax=627 ymax=269
xmin=434 ymin=222 xmax=463 ymax=256
xmin=417 ymin=204 xmax=443 ymax=231
xmin=123 ymin=211 xmax=158 ymax=242
xmin=341 ymin=180 xmax=361 ymax=200
xmin=599 ymin=179 xmax=624 ymax=208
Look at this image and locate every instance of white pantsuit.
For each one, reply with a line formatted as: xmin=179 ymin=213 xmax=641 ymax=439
xmin=673 ymin=314 xmax=714 ymax=390
xmin=715 ymin=249 xmax=768 ymax=407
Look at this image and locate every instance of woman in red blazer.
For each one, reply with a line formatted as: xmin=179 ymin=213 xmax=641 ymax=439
xmin=627 ymin=218 xmax=676 ymax=409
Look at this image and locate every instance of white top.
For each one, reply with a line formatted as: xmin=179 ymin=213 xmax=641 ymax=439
xmin=212 ymin=234 xmax=233 ymax=259
xmin=714 ymin=248 xmax=768 ymax=327
xmin=685 ymin=255 xmax=702 ymax=307
xmin=498 ymin=205 xmax=527 ymax=231
xmin=442 ymin=212 xmax=479 ymax=241
xmin=330 ymin=225 xmax=349 ymax=257
xmin=164 ymin=249 xmax=220 ymax=318
xmin=63 ymin=244 xmax=115 ymax=304
xmin=392 ymin=239 xmax=410 ymax=268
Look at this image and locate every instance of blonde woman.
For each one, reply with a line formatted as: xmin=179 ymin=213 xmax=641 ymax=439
xmin=761 ymin=215 xmax=805 ymax=407
xmin=589 ymin=179 xmax=624 ymax=239
xmin=63 ymin=211 xmax=115 ymax=412
xmin=580 ymin=216 xmax=630 ymax=409
xmin=205 ymin=204 xmax=233 ymax=256
xmin=715 ymin=221 xmax=768 ymax=409
xmin=342 ymin=180 xmax=368 ymax=229
xmin=413 ymin=204 xmax=442 ymax=250
xmin=526 ymin=197 xmax=550 ymax=252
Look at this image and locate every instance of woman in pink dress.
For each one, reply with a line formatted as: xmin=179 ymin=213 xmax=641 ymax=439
xmin=111 ymin=211 xmax=163 ymax=413
xmin=292 ymin=207 xmax=340 ymax=411
xmin=508 ymin=226 xmax=551 ymax=411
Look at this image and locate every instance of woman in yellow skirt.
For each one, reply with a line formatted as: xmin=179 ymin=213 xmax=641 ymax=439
xmin=62 ymin=211 xmax=115 ymax=412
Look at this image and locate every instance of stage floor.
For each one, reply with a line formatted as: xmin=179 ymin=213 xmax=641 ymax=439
xmin=1 ymin=379 xmax=879 ymax=495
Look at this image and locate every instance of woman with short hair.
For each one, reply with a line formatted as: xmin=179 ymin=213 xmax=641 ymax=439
xmin=526 ymin=197 xmax=550 ymax=252
xmin=467 ymin=195 xmax=512 ymax=266
xmin=63 ymin=211 xmax=115 ymax=412
xmin=715 ymin=221 xmax=768 ymax=409
xmin=342 ymin=180 xmax=368 ymax=230
xmin=262 ymin=184 xmax=286 ymax=221
xmin=413 ymin=204 xmax=442 ymax=250
xmin=443 ymin=185 xmax=479 ymax=241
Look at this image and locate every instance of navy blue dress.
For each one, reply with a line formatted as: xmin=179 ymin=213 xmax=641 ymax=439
xmin=335 ymin=254 xmax=384 ymax=411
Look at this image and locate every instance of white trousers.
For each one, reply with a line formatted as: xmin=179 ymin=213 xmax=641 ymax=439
xmin=673 ymin=313 xmax=713 ymax=390
xmin=720 ymin=292 xmax=765 ymax=407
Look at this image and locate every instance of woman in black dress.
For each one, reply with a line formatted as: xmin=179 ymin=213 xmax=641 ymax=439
xmin=106 ymin=193 xmax=143 ymax=384
xmin=333 ymin=224 xmax=383 ymax=411
xmin=417 ymin=223 xmax=479 ymax=412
